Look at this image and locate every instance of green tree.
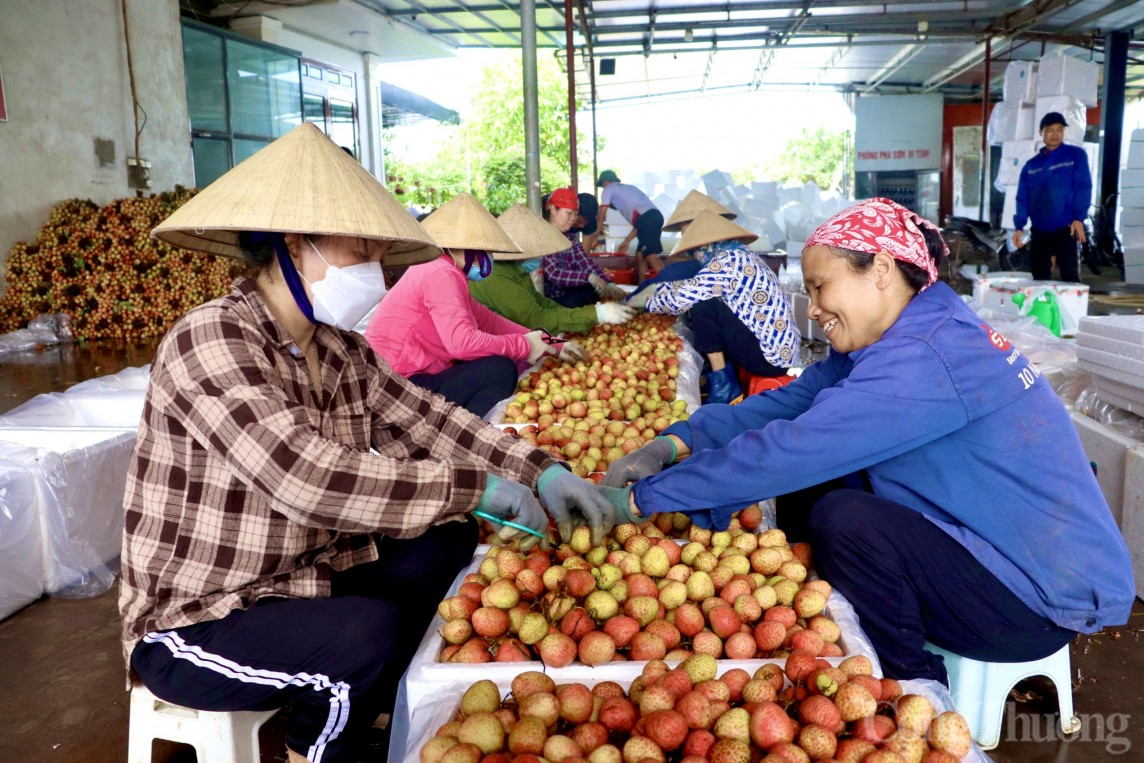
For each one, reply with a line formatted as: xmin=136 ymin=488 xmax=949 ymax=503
xmin=762 ymin=127 xmax=850 ymax=191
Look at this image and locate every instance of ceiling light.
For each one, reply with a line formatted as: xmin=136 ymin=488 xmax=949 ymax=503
xmin=918 ymin=20 xmax=928 ymax=33
xmin=684 ymin=27 xmax=694 ymax=42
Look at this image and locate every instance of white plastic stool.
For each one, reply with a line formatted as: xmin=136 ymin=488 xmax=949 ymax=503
xmin=923 ymin=642 xmax=1080 ymax=750
xmin=128 ymin=682 xmax=280 ymax=763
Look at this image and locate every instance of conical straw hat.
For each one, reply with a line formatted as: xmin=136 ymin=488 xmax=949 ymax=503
xmin=419 ymin=193 xmax=522 ymax=254
xmin=662 ymin=190 xmax=738 ymax=232
xmin=671 ymin=209 xmax=758 ymax=255
xmin=495 ymin=204 xmax=572 ymax=260
xmin=152 ymin=123 xmax=440 ymax=266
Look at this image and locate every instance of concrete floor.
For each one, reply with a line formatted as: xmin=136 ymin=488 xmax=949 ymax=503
xmin=0 ymin=336 xmax=1142 ymax=762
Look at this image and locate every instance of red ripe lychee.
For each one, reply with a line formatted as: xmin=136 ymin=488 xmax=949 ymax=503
xmin=560 ymin=608 xmax=596 ymax=641
xmin=860 ymin=751 xmax=908 ymax=763
xmin=694 ymin=678 xmax=731 ymax=703
xmin=657 ymin=668 xmax=694 ymax=699
xmin=515 ymin=569 xmax=545 ymax=600
xmin=450 ymin=639 xmax=492 ymax=663
xmin=621 ymin=735 xmax=664 ymax=763
xmin=494 ymin=638 xmax=532 ymax=662
xmin=753 ymin=663 xmax=785 ymax=693
xmin=769 ymin=742 xmax=811 ymax=763
xmin=592 ymin=681 xmax=625 ymax=699
xmin=921 ymin=752 xmax=960 ymax=763
xmin=834 ymin=738 xmax=876 ymax=762
xmin=929 ymin=711 xmax=972 ymax=757
xmin=820 ymin=642 xmax=844 ymax=657
xmin=784 ymin=649 xmax=818 ymax=684
xmin=834 ymin=682 xmax=877 ymax=722
xmin=639 ymin=683 xmax=677 ymax=716
xmin=720 ymin=669 xmax=751 ymax=702
xmin=762 ymin=606 xmax=797 ymax=629
xmin=682 ymin=728 xmax=715 ymax=757
xmin=508 ymin=715 xmax=548 ymax=755
xmin=850 ymin=714 xmax=896 ymax=743
xmin=537 ymin=632 xmax=577 ymax=668
xmin=557 ymin=683 xmax=594 ymax=724
xmin=578 ymin=631 xmax=617 ymax=666
xmin=838 ymin=654 xmax=874 ymax=679
xmin=674 ymin=690 xmax=712 ymax=730
xmin=707 ymin=738 xmax=751 ymax=763
xmin=570 ymin=722 xmax=608 ymax=754
xmin=850 ymin=674 xmax=883 ymax=701
xmin=564 ymin=569 xmax=597 ymax=598
xmin=747 ymin=701 xmax=794 ymax=749
xmin=724 ymin=632 xmax=757 ymax=660
xmin=880 ymin=678 xmax=904 ymax=702
xmin=740 ymin=678 xmax=777 ymax=704
xmin=602 ymin=615 xmax=640 ymax=647
xmin=737 ymin=505 xmax=762 ymax=530
xmin=629 ymin=631 xmax=667 ymax=661
xmin=674 ymin=603 xmax=707 ymax=637
xmin=894 ymin=694 xmax=936 ymax=736
xmin=884 ymin=729 xmax=928 ymax=762
xmin=644 ymin=709 xmax=689 ymax=751
xmin=598 ymin=696 xmax=637 ymax=733
xmin=789 ymin=629 xmax=825 ymax=656
xmin=511 ymin=671 xmax=555 ymax=701
xmin=798 ymin=694 xmax=843 ymax=734
xmin=645 ymin=619 xmax=682 ymax=650
xmin=440 ymin=644 xmax=459 ymax=661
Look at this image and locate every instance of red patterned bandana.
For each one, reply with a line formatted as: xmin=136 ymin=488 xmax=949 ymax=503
xmin=804 ymin=197 xmax=945 ymax=290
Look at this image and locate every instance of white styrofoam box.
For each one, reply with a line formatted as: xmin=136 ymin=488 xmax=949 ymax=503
xmin=1122 ymin=186 xmax=1144 ymax=208
xmin=700 ymin=169 xmax=733 ymax=192
xmin=1121 ymin=206 xmax=1144 ymax=227
xmin=988 ymin=101 xmax=1036 ymax=145
xmin=1037 ymin=53 xmax=1100 ymax=106
xmin=1092 ymin=377 xmax=1144 ymax=416
xmin=998 ymin=140 xmax=1037 ymax=185
xmin=0 ymin=428 xmax=136 ymax=595
xmin=790 ymin=292 xmax=827 ymax=341
xmin=1125 ymin=261 xmax=1144 ymax=286
xmin=397 ymin=549 xmax=880 ymax=735
xmin=1003 ymin=60 xmax=1038 ymax=104
xmin=1013 ymin=102 xmax=1036 ymax=141
xmin=1120 ymin=445 xmax=1144 ymax=600
xmin=1002 ymin=185 xmax=1019 ymax=229
xmin=1034 ymin=95 xmax=1087 ymax=145
xmin=1129 ymin=129 xmax=1144 ymax=169
xmin=394 ymin=676 xmax=992 ymax=763
xmin=1069 ymin=409 xmax=1138 ymax=529
xmin=1076 ymin=346 xmax=1144 ymax=381
xmin=1077 ymin=313 xmax=1144 ymax=343
xmin=1077 ymin=332 xmax=1144 ymax=363
xmin=1122 ymin=226 xmax=1144 ymax=249
xmin=0 ymin=466 xmax=45 ymax=621
xmin=1122 ymin=168 xmax=1144 ymax=189
xmin=0 ymin=389 xmax=145 ymax=429
xmin=972 ymin=273 xmax=1089 ymax=336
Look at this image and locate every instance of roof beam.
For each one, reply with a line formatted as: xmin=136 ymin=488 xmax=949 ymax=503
xmin=861 ymin=42 xmax=923 ymax=94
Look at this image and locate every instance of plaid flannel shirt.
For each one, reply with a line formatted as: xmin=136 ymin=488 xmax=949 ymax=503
xmin=119 ymin=277 xmax=555 ymax=678
xmin=543 ymin=230 xmax=610 ymax=300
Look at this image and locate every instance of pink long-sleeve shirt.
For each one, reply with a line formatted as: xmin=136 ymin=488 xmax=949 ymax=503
xmin=366 ymin=255 xmax=531 ymax=376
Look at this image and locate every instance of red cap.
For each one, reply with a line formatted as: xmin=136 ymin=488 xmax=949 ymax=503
xmin=547 ymin=187 xmax=579 ymax=211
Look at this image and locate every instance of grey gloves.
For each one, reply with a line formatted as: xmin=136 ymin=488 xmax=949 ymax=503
xmin=599 ymin=485 xmax=641 ymax=525
xmin=601 ymin=436 xmax=676 ymax=487
xmin=537 ymin=465 xmax=615 ymax=547
xmin=476 ymin=474 xmax=549 ymax=550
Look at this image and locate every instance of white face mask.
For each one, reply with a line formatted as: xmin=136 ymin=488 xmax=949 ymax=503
xmin=302 ymin=238 xmax=388 ymax=330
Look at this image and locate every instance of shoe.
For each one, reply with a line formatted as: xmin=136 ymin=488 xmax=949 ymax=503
xmin=705 ymin=366 xmax=742 ymax=405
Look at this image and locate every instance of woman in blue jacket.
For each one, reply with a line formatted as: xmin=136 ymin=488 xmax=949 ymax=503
xmin=602 ymin=197 xmax=1134 ymax=683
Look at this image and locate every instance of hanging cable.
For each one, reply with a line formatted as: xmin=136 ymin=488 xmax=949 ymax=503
xmin=121 ymin=0 xmax=145 ymax=172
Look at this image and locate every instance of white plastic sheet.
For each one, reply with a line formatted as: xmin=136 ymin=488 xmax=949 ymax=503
xmin=0 ymin=463 xmax=45 ymax=621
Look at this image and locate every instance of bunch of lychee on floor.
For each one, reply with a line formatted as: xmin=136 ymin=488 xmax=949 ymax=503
xmin=419 ymin=657 xmax=973 ymax=763
xmin=440 ymin=508 xmax=844 ymax=667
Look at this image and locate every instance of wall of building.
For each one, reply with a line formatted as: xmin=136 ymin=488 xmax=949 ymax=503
xmin=0 ymin=0 xmax=193 ymax=289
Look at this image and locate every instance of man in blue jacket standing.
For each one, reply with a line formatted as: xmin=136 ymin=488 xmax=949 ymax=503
xmin=1012 ymin=111 xmax=1092 ymax=282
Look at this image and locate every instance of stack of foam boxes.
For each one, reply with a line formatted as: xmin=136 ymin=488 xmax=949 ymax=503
xmin=992 ymin=55 xmax=1100 ymax=240
xmin=1122 ymin=130 xmax=1144 ymax=284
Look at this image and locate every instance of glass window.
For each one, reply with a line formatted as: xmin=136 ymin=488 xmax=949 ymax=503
xmin=228 ymin=38 xmax=301 ymax=139
xmin=234 ymin=138 xmax=271 ymax=165
xmin=329 ymin=99 xmax=356 ymax=155
xmin=192 ymin=136 xmax=231 ymax=187
xmin=303 ymin=93 xmax=327 ymax=132
xmin=183 ymin=26 xmax=227 ymax=132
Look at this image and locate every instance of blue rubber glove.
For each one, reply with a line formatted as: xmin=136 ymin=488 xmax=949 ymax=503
xmin=705 ymin=366 xmax=742 ymax=405
xmin=602 ymin=437 xmax=676 ymax=487
xmin=476 ymin=474 xmax=549 ymax=550
xmin=537 ymin=465 xmax=615 ymax=546
xmin=598 ymin=485 xmax=642 ymax=525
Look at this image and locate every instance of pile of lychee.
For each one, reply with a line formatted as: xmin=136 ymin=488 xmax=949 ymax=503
xmin=501 ymin=314 xmax=690 ymax=480
xmin=438 ymin=512 xmax=847 ymax=667
xmin=419 ymin=658 xmax=973 ymax=763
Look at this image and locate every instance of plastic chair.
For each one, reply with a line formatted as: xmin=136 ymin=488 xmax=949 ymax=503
xmin=923 ymin=642 xmax=1080 ymax=750
xmin=128 ymin=681 xmax=280 ymax=763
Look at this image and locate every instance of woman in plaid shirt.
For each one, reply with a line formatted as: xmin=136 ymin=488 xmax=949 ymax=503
xmin=123 ymin=125 xmax=614 ymax=763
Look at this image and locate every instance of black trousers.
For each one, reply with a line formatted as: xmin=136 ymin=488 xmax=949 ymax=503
xmin=131 ymin=519 xmax=478 ymax=763
xmin=409 ymin=354 xmax=518 ymax=418
xmin=634 ymin=209 xmax=665 ymax=255
xmin=551 ymin=283 xmax=600 ymax=309
xmin=1030 ymin=227 xmax=1080 ymax=282
xmin=777 ymin=483 xmax=1075 ymax=684
xmin=689 ymin=298 xmax=787 ymax=377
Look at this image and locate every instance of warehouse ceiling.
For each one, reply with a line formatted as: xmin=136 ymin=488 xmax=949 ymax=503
xmin=204 ymin=0 xmax=1144 ymax=105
